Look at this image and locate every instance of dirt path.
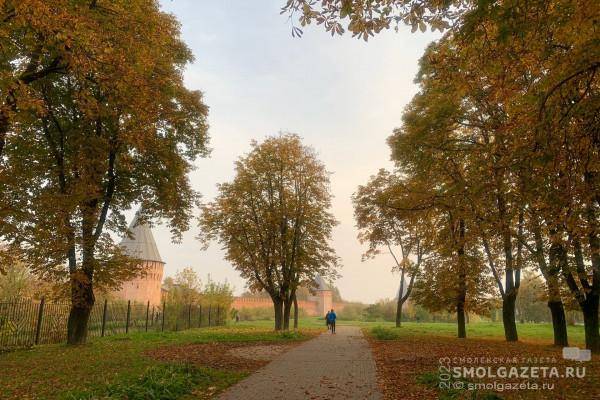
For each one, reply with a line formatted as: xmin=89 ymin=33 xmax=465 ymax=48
xmin=217 ymin=325 xmax=382 ymax=400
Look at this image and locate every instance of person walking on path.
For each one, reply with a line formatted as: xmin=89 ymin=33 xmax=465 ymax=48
xmin=325 ymin=310 xmax=331 ymax=331
xmin=327 ymin=309 xmax=337 ymax=334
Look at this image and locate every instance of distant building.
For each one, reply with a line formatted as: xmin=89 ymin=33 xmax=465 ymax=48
xmin=231 ymin=275 xmax=343 ymax=317
xmin=111 ymin=212 xmax=164 ymax=306
xmin=312 ymin=275 xmax=333 ymax=316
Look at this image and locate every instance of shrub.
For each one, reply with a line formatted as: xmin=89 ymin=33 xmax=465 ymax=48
xmin=64 ymin=364 xmax=211 ymax=400
xmin=278 ymin=331 xmax=302 ymax=340
xmin=236 ymin=307 xmax=274 ymax=321
xmin=370 ymin=326 xmax=401 ymax=340
xmin=337 ymin=302 xmax=367 ymax=320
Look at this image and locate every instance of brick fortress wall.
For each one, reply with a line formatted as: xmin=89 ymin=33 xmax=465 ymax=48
xmin=232 ymin=292 xmax=345 ymax=317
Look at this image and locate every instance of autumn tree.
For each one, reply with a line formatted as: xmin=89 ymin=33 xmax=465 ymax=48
xmin=199 ymin=134 xmax=339 ymax=330
xmin=0 ymin=0 xmax=209 ymax=344
xmin=412 ymin=241 xmax=496 ymax=328
xmin=170 ymin=267 xmax=204 ymax=305
xmin=163 ymin=269 xmax=233 ymax=309
xmin=516 ymin=272 xmax=552 ymax=323
xmin=353 ymin=169 xmax=429 ymax=327
xmin=0 ymin=255 xmax=61 ymax=301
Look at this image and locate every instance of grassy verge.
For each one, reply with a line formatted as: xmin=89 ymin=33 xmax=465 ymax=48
xmin=0 ymin=326 xmax=318 ymax=399
xmin=238 ymin=317 xmax=588 ymax=346
xmin=367 ymin=322 xmax=587 ymax=346
xmin=63 ymin=364 xmax=244 ymax=400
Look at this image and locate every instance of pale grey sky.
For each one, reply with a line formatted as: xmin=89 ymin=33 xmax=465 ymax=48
xmin=141 ymin=0 xmax=440 ymax=303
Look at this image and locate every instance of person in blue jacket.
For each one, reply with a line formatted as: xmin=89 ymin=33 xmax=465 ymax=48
xmin=327 ymin=309 xmax=337 ymax=334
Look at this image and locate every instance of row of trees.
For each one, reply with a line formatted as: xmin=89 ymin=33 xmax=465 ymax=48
xmin=280 ymin=1 xmax=598 ymax=352
xmin=162 ymin=267 xmax=234 ymax=309
xmin=0 ymin=1 xmax=210 ymax=344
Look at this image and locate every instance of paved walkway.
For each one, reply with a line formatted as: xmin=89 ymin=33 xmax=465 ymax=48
xmin=218 ymin=325 xmax=382 ymax=400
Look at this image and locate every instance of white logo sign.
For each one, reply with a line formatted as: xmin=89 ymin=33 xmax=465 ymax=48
xmin=562 ymin=347 xmax=591 ymax=362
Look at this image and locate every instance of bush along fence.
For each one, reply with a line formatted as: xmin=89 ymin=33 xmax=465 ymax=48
xmin=0 ymin=298 xmax=227 ymax=350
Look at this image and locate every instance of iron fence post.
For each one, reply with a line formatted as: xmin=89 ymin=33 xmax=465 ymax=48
xmin=217 ymin=305 xmax=220 ymax=326
xmin=145 ymin=301 xmax=150 ymax=332
xmin=188 ymin=304 xmax=191 ymax=329
xmin=34 ymin=297 xmax=45 ymax=345
xmin=101 ymin=299 xmax=108 ymax=337
xmin=161 ymin=301 xmax=166 ymax=332
xmin=208 ymin=304 xmax=212 ymax=326
xmin=199 ymin=304 xmax=202 ymax=327
xmin=125 ymin=300 xmax=131 ymax=334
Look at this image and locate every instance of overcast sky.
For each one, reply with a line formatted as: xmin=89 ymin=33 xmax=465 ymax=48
xmin=142 ymin=0 xmax=440 ymax=304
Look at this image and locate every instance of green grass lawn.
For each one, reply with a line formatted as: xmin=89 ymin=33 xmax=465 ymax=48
xmin=364 ymin=321 xmax=586 ymax=346
xmin=239 ymin=317 xmax=586 ymax=346
xmin=0 ymin=325 xmax=318 ymax=400
xmin=273 ymin=316 xmax=586 ymax=343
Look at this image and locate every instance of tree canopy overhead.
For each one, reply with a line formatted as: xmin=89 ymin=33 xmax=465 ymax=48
xmin=281 ymin=0 xmax=465 ymax=39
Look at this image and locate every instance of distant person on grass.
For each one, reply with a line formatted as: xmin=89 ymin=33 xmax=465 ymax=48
xmin=325 ymin=310 xmax=331 ymax=331
xmin=327 ymin=309 xmax=337 ymax=334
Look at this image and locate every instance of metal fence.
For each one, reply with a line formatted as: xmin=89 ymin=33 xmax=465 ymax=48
xmin=0 ymin=299 xmax=226 ymax=350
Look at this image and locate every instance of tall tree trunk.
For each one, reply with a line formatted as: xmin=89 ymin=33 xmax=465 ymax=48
xmin=584 ymin=195 xmax=600 ymax=353
xmin=546 ymin=266 xmax=568 ymax=346
xmin=532 ymin=218 xmax=569 ymax=347
xmin=456 ymin=301 xmax=466 ymax=339
xmin=556 ymin=238 xmax=597 ymax=350
xmin=502 ymin=292 xmax=518 ymax=342
xmin=581 ymin=295 xmax=600 ymax=353
xmin=283 ymin=297 xmax=292 ymax=331
xmin=67 ymin=212 xmax=96 ymax=345
xmin=396 ymin=296 xmax=404 ymax=328
xmin=548 ymin=300 xmax=569 ymax=347
xmin=494 ymin=173 xmax=520 ymax=343
xmin=273 ymin=298 xmax=283 ymax=331
xmin=456 ymin=218 xmax=467 ymax=338
xmin=67 ymin=270 xmax=95 ymax=345
xmin=396 ymin=269 xmax=405 ymax=328
xmin=293 ymin=294 xmax=298 ymax=330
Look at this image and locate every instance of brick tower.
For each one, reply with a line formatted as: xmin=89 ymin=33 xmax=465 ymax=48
xmin=112 ymin=212 xmax=165 ymax=306
xmin=314 ymin=275 xmax=333 ymax=317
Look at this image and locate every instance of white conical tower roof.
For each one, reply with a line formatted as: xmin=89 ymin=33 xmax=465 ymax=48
xmin=314 ymin=275 xmax=330 ymax=291
xmin=120 ymin=211 xmax=163 ymax=263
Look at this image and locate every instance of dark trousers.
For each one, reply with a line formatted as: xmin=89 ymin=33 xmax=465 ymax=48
xmin=330 ymin=321 xmax=336 ymax=333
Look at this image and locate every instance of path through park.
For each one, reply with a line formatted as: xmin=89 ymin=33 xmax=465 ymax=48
xmin=218 ymin=325 xmax=382 ymax=400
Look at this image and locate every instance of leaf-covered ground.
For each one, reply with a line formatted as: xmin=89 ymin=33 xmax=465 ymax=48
xmin=145 ymin=340 xmax=306 ymax=373
xmin=0 ymin=326 xmax=321 ymax=399
xmin=366 ymin=326 xmax=599 ymax=400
